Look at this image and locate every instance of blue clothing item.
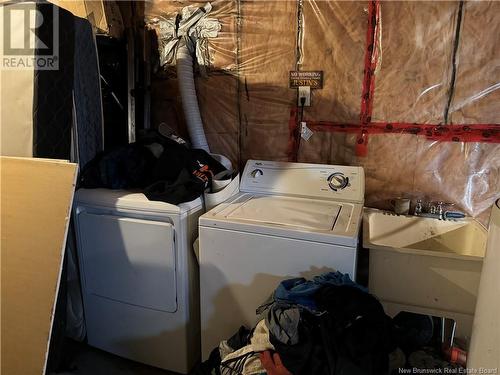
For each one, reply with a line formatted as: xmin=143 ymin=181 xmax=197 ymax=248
xmin=272 ymin=272 xmax=367 ymax=312
xmin=274 ymin=278 xmax=318 ymax=310
xmin=256 ymin=272 xmax=369 ymax=347
xmin=313 ymin=271 xmax=367 ymax=292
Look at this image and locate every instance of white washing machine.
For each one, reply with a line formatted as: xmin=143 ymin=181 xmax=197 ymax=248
xmin=73 ymin=189 xmax=203 ymax=374
xmin=199 ymin=160 xmax=365 ymax=359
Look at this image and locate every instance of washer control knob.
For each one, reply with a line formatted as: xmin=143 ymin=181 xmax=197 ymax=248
xmin=327 ymin=172 xmax=349 ymax=191
xmin=251 ymin=169 xmax=263 ymax=178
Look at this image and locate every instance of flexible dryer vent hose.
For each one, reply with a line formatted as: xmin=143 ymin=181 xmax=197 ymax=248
xmin=176 ymin=41 xmax=210 ymax=152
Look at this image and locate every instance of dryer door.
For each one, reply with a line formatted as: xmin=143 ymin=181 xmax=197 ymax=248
xmin=77 ymin=211 xmax=177 ymax=312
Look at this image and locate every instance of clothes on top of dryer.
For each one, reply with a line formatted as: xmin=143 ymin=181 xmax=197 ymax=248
xmin=79 ymin=131 xmax=227 ymax=204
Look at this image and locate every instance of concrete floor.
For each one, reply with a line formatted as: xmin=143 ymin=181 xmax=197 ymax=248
xmin=49 ymin=339 xmax=179 ymax=375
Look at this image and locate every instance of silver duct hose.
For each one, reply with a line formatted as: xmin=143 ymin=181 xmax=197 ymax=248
xmin=147 ymin=3 xmax=219 ymax=153
xmin=176 ymin=40 xmax=210 ymax=152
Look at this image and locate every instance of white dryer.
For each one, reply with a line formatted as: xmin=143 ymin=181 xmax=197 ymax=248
xmin=73 ymin=189 xmax=203 ymax=373
xmin=199 ymin=160 xmax=365 ymax=359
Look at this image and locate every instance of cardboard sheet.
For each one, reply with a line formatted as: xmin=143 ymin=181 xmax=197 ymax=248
xmin=1 ymin=157 xmax=78 ymax=375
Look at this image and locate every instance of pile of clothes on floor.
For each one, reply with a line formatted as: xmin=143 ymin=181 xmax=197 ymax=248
xmin=196 ymin=271 xmax=467 ymax=375
xmin=195 ymin=272 xmax=395 ymax=375
xmin=79 ymin=130 xmax=231 ymax=204
xmin=388 ymin=312 xmax=466 ymax=373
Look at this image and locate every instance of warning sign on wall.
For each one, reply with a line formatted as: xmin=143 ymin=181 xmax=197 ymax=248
xmin=289 ymin=71 xmax=323 ymax=89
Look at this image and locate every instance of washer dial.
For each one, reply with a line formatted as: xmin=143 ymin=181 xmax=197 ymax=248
xmin=327 ymin=172 xmax=349 ymax=191
xmin=251 ymin=169 xmax=263 ymax=178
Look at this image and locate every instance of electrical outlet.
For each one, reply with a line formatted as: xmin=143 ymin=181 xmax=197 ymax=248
xmin=298 ymin=86 xmax=311 ymax=106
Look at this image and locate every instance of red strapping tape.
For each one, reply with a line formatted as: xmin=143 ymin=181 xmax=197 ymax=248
xmin=307 ymin=121 xmax=500 ymax=143
xmin=360 ymin=0 xmax=379 ymax=125
xmin=287 ymin=0 xmax=499 ymax=161
xmin=357 ymin=0 xmax=381 ymax=156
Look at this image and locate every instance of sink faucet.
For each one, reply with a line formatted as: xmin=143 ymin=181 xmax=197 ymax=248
xmin=414 ymin=200 xmax=456 ymax=220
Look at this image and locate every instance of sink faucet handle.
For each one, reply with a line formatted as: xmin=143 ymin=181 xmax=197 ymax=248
xmin=436 ymin=201 xmax=455 ymax=215
xmin=415 ymin=199 xmax=423 ymax=214
xmin=429 ymin=204 xmax=437 ymax=214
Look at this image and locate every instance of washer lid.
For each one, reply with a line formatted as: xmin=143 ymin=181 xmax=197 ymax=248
xmin=200 ymin=193 xmax=362 ymax=246
xmin=226 ymin=195 xmax=341 ymax=230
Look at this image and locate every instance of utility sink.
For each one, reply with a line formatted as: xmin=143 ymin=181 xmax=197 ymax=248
xmin=363 ymin=208 xmax=488 ymax=342
xmin=363 ymin=208 xmax=487 ymax=260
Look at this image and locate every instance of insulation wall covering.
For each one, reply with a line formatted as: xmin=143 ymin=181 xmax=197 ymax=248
xmin=146 ymin=0 xmax=500 ymax=221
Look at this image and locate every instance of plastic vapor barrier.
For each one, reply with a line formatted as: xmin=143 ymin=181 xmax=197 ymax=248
xmin=146 ymin=0 xmax=499 ymax=223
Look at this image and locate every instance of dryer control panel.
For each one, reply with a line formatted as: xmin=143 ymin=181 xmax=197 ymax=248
xmin=241 ymin=160 xmax=364 ymax=203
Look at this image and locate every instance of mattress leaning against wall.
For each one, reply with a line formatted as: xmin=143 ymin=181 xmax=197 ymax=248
xmin=0 ymin=1 xmax=105 ymax=345
xmin=73 ymin=16 xmax=104 ymax=168
xmin=0 ymin=1 xmax=103 ymax=167
xmin=0 ymin=2 xmax=74 ymax=159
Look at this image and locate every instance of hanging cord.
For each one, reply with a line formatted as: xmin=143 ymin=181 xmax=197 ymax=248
xmin=299 ymin=96 xmax=306 ymax=124
xmin=293 ymin=96 xmax=307 ymax=161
